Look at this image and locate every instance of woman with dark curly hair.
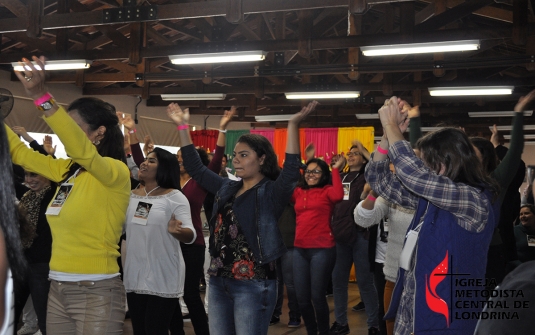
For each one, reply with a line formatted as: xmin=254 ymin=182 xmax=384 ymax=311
xmin=291 ymin=156 xmax=345 ymax=335
xmin=166 ymin=101 xmax=316 ymax=335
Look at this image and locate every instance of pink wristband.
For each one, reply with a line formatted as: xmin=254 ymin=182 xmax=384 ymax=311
xmin=34 ymin=92 xmax=53 ymax=106
xmin=367 ymin=194 xmax=377 ymax=201
xmin=177 ymin=124 xmax=189 ymax=131
xmin=377 ymin=146 xmax=388 ymax=155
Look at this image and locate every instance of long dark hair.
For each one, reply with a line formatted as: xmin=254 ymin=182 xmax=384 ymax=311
xmin=236 ymin=134 xmax=280 ymax=180
xmin=470 ymin=137 xmax=499 ymax=174
xmin=416 ymin=128 xmax=499 ymax=198
xmin=0 ymin=117 xmax=27 ymax=282
xmin=67 ymin=97 xmax=126 ymax=164
xmin=150 ymin=148 xmax=181 ymax=190
xmin=298 ymin=158 xmax=331 ymax=189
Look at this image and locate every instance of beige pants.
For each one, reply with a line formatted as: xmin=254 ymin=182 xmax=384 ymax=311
xmin=47 ymin=277 xmax=126 ymax=335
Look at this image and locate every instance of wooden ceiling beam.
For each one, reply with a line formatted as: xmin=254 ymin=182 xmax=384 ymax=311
xmin=419 ymin=0 xmax=513 ymax=23
xmin=2 ymin=0 xmax=27 ymax=18
xmin=415 ymin=0 xmax=496 ymax=32
xmin=0 ymin=0 xmax=348 ymax=34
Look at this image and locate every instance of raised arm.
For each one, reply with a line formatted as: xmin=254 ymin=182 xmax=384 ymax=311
xmin=167 ymin=103 xmax=225 ymax=194
xmin=207 ymin=107 xmax=236 ymax=173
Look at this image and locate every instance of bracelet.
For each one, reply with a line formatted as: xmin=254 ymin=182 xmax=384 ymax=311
xmin=367 ymin=194 xmax=377 ymax=202
xmin=218 ymin=129 xmax=227 ymax=133
xmin=177 ymin=124 xmax=189 ymax=131
xmin=128 ymin=129 xmax=136 ymax=134
xmin=377 ymin=146 xmax=388 ymax=155
xmin=34 ymin=92 xmax=53 ymax=106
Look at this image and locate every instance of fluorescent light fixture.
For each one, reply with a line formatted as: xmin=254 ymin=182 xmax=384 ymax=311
xmin=356 ymin=114 xmax=379 ymax=119
xmin=286 ymin=91 xmax=360 ymax=99
xmin=468 ymin=111 xmax=533 ymax=117
xmin=12 ymin=59 xmax=92 ymax=71
xmin=160 ymin=93 xmax=226 ymax=101
xmin=490 ymin=125 xmax=535 ymax=131
xmin=169 ymin=50 xmax=266 ymax=65
xmin=429 ymin=86 xmax=514 ymax=96
xmin=504 ymin=134 xmax=535 ymax=140
xmin=254 ymin=114 xmax=294 ymax=122
xmin=361 ymin=40 xmax=480 ymax=56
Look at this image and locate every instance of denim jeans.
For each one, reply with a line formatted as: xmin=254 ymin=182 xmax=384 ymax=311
xmin=332 ymin=233 xmax=379 ymax=328
xmin=273 ymin=248 xmax=301 ymax=320
xmin=293 ymin=247 xmax=336 ymax=335
xmin=208 ymin=276 xmax=277 ymax=335
xmin=15 ymin=262 xmax=50 ymax=334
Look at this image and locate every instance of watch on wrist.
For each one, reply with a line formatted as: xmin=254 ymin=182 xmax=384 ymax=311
xmin=36 ymin=98 xmax=56 ymax=111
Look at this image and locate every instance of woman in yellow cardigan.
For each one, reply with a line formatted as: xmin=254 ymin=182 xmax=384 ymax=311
xmin=8 ymin=56 xmax=130 ymax=334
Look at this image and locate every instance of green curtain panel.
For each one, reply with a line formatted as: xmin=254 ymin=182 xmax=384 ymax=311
xmin=224 ymin=130 xmax=250 ymax=170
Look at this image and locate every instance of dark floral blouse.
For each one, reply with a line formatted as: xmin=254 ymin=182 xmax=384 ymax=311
xmin=208 ymin=196 xmax=276 ymax=280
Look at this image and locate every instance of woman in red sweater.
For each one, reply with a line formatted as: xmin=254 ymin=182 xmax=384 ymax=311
xmin=291 ymin=156 xmax=345 ymax=335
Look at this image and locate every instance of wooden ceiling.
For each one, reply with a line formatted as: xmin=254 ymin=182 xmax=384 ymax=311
xmin=1 ymin=0 xmax=535 ymax=135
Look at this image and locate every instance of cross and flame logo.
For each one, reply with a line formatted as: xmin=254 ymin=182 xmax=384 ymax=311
xmin=425 ymin=251 xmax=450 ymax=327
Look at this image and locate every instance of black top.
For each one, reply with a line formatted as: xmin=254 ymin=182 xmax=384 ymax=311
xmin=24 ymin=185 xmax=56 ymax=264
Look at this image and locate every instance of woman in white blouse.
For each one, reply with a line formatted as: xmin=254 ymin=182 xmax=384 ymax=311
xmin=123 ymin=147 xmax=196 ymax=335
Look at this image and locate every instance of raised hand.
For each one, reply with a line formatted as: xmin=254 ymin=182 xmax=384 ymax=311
xmin=143 ymin=135 xmax=154 ymax=156
xmin=12 ymin=126 xmax=33 ymax=142
xmin=117 ymin=112 xmax=136 ymax=130
xmin=490 ymin=124 xmax=500 ymax=147
xmin=351 ymin=140 xmax=371 ymax=161
xmin=166 ymin=103 xmax=190 ymax=126
xmin=13 ymin=56 xmax=47 ymax=100
xmin=514 ymin=89 xmax=535 ymax=113
xmin=305 ymin=143 xmax=315 ymax=161
xmin=43 ymin=135 xmax=56 ymax=155
xmin=379 ymin=97 xmax=409 ymax=133
xmin=332 ymin=154 xmax=347 ymax=170
xmin=288 ymin=100 xmax=319 ymax=124
xmin=220 ymin=106 xmax=236 ymax=129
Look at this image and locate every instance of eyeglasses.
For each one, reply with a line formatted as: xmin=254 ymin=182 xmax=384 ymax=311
xmin=304 ymin=169 xmax=322 ymax=175
xmin=347 ymin=152 xmax=362 ymax=157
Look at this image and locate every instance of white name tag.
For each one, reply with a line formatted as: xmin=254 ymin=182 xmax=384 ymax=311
xmin=46 ymin=183 xmax=74 ymax=216
xmin=527 ymin=235 xmax=535 ymax=247
xmin=131 ymin=201 xmax=153 ymax=225
xmin=343 ymin=183 xmax=351 ymax=201
xmin=399 ymin=230 xmax=419 ymax=270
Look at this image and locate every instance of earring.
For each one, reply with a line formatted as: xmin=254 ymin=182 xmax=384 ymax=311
xmin=93 ymin=139 xmax=100 ymax=145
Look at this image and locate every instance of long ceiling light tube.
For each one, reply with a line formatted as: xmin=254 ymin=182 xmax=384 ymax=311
xmin=361 ymin=40 xmax=480 ymax=56
xmin=286 ymin=91 xmax=360 ymax=99
xmin=12 ymin=59 xmax=93 ymax=71
xmin=468 ymin=111 xmax=533 ymax=117
xmin=254 ymin=114 xmax=294 ymax=122
xmin=504 ymin=134 xmax=535 ymax=140
xmin=169 ymin=50 xmax=266 ymax=65
xmin=490 ymin=125 xmax=535 ymax=131
xmin=428 ymin=86 xmax=514 ymax=96
xmin=356 ymin=114 xmax=379 ymax=119
xmin=161 ymin=93 xmax=226 ymax=101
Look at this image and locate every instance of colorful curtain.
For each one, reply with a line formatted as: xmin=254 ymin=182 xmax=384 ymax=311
xmin=190 ymin=130 xmax=218 ymax=152
xmin=273 ymin=129 xmax=287 ymax=167
xmin=250 ymin=129 xmax=275 ymax=144
xmin=225 ymin=130 xmax=250 ymax=170
xmin=337 ymin=127 xmax=375 ymax=154
xmin=299 ymin=128 xmax=307 ymax=162
xmin=305 ymin=128 xmax=339 ymax=161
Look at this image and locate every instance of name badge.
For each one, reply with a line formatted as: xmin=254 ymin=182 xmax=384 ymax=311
xmin=399 ymin=230 xmax=419 ymax=270
xmin=527 ymin=235 xmax=535 ymax=247
xmin=131 ymin=201 xmax=153 ymax=225
xmin=46 ymin=183 xmax=74 ymax=216
xmin=342 ymin=183 xmax=351 ymax=201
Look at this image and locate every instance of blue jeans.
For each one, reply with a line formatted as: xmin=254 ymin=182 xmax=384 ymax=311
xmin=293 ymin=247 xmax=336 ymax=335
xmin=208 ymin=276 xmax=277 ymax=335
xmin=273 ymin=248 xmax=301 ymax=320
xmin=332 ymin=233 xmax=379 ymax=328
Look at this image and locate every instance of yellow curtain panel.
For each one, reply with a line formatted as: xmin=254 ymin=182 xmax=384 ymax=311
xmin=337 ymin=127 xmax=375 ymax=154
